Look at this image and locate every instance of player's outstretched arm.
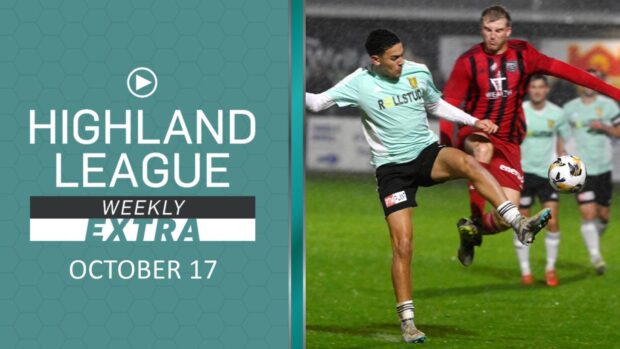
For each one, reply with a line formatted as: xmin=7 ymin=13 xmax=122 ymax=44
xmin=305 ymin=92 xmax=336 ymax=112
xmin=426 ymin=99 xmax=498 ymax=134
xmin=539 ymin=57 xmax=620 ymax=101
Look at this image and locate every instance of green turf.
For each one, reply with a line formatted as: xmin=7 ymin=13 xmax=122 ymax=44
xmin=307 ymin=175 xmax=620 ymax=348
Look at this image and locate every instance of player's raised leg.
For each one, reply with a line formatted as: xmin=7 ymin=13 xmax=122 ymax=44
xmin=457 ymin=134 xmax=513 ymax=265
xmin=451 ymin=135 xmax=500 ymax=254
xmin=463 ymin=133 xmax=494 ymax=224
xmin=385 ymin=208 xmax=426 ymax=343
xmin=463 ymin=134 xmax=524 ymax=235
xmin=430 ymin=147 xmax=552 ymax=264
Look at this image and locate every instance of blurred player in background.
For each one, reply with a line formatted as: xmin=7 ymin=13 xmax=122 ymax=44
xmin=440 ymin=5 xmax=620 ymax=267
xmin=305 ymin=29 xmax=550 ymax=343
xmin=516 ymin=75 xmax=570 ymax=286
xmin=563 ymin=69 xmax=620 ymax=275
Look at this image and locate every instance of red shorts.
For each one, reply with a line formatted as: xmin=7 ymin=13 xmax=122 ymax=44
xmin=457 ymin=126 xmax=524 ymax=191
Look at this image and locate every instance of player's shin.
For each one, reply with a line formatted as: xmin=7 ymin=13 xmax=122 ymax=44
xmin=468 ymin=182 xmax=486 ymax=220
xmin=594 ymin=218 xmax=608 ymax=236
xmin=481 ymin=211 xmax=506 ymax=234
xmin=483 ymin=201 xmax=520 ymax=234
xmin=580 ymin=220 xmax=601 ymax=262
xmin=545 ymin=231 xmax=560 ymax=271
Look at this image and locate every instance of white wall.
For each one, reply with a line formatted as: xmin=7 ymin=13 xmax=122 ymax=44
xmin=306 ymin=116 xmax=441 ymax=173
xmin=306 ymin=115 xmax=620 ymax=181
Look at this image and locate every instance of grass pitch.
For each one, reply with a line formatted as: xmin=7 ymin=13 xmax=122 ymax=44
xmin=307 ymin=175 xmax=620 ymax=348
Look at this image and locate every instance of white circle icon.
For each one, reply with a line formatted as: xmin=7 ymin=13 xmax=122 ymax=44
xmin=127 ymin=67 xmax=158 ymax=98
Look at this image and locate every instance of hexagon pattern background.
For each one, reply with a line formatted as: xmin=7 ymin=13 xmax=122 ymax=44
xmin=0 ymin=0 xmax=289 ymax=348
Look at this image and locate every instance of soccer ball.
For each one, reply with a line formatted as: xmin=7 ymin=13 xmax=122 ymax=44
xmin=548 ymin=155 xmax=587 ymax=193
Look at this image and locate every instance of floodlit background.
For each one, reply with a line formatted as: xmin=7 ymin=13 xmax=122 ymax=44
xmin=306 ymin=0 xmax=620 ymax=178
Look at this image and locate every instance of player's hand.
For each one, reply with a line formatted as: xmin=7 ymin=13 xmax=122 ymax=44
xmin=589 ymin=120 xmax=608 ymax=134
xmin=589 ymin=120 xmax=605 ymax=130
xmin=590 ymin=120 xmax=605 ymax=130
xmin=473 ymin=119 xmax=498 ymax=134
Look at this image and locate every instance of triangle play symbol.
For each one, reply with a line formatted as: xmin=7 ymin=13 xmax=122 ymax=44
xmin=135 ymin=74 xmax=152 ymax=91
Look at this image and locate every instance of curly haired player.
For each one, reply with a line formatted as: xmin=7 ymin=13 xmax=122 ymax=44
xmin=306 ymin=29 xmax=550 ymax=343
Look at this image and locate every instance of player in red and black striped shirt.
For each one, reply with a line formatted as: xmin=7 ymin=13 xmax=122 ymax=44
xmin=441 ymin=5 xmax=620 ymax=266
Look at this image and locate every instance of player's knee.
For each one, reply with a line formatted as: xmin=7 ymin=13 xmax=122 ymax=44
xmin=581 ymin=210 xmax=596 ymax=221
xmin=461 ymin=155 xmax=482 ymax=177
xmin=547 ymin=218 xmax=559 ymax=232
xmin=472 ymin=143 xmax=493 ymax=163
xmin=392 ymin=236 xmax=412 ymax=259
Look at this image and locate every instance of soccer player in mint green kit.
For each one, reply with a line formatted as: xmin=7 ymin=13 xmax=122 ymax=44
xmin=516 ymin=75 xmax=570 ymax=286
xmin=305 ymin=29 xmax=551 ymax=343
xmin=563 ymin=69 xmax=620 ymax=275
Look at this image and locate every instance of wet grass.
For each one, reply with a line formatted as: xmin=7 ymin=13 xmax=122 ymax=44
xmin=307 ymin=175 xmax=620 ymax=348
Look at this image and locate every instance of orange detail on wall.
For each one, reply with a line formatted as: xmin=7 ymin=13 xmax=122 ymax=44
xmin=568 ymin=44 xmax=620 ymax=87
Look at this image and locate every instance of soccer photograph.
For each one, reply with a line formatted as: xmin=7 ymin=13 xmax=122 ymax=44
xmin=305 ymin=1 xmax=620 ymax=347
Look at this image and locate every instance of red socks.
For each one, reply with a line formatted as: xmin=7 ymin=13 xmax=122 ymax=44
xmin=468 ymin=182 xmax=485 ymax=221
xmin=482 ymin=212 xmax=502 ymax=234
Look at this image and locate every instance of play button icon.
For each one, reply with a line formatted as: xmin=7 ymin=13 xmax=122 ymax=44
xmin=135 ymin=74 xmax=151 ymax=90
xmin=127 ymin=67 xmax=158 ymax=98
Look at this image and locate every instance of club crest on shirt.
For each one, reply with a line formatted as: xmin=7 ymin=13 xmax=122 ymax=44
xmin=596 ymin=107 xmax=603 ymax=117
xmin=506 ymin=60 xmax=518 ymax=72
xmin=547 ymin=119 xmax=555 ymax=129
xmin=407 ymin=76 xmax=418 ymax=89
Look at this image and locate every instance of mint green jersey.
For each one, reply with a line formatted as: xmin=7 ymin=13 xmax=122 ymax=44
xmin=325 ymin=60 xmax=441 ymax=167
xmin=521 ymin=101 xmax=570 ymax=178
xmin=563 ymin=95 xmax=620 ymax=175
